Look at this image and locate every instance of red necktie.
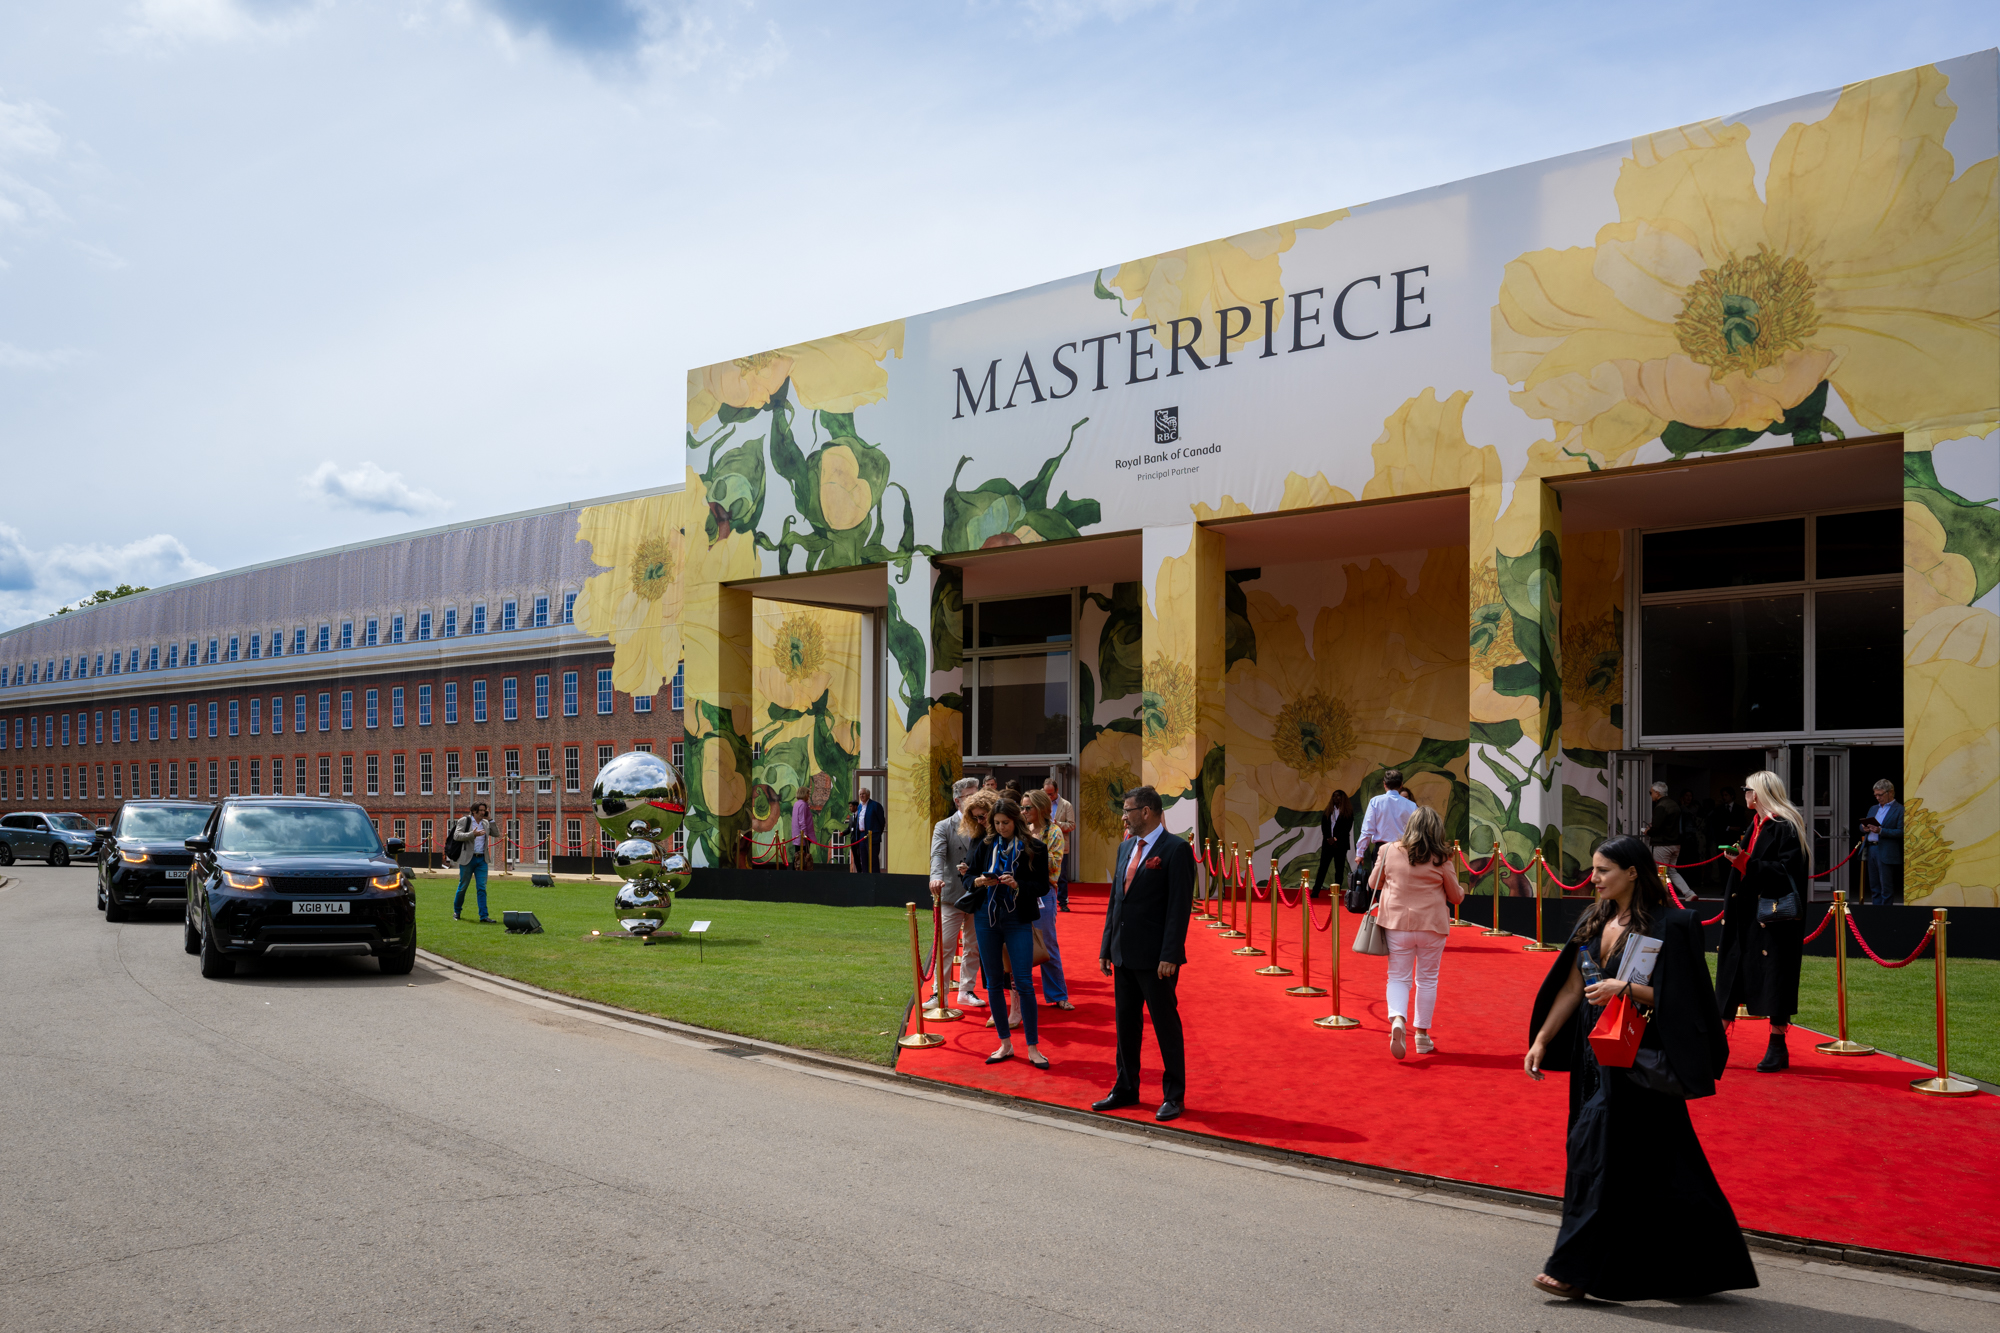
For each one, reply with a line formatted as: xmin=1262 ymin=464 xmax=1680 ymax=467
xmin=1125 ymin=838 xmax=1143 ymax=888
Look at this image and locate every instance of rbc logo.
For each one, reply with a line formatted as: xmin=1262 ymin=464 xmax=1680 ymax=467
xmin=1154 ymin=407 xmax=1179 ymax=444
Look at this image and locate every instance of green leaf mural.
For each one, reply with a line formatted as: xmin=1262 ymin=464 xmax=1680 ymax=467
xmin=1561 ymin=784 xmax=1610 ymax=880
xmin=1907 ymin=451 xmax=2000 ymax=602
xmin=1660 ymin=380 xmax=1845 ymax=458
xmin=885 ymin=583 xmax=929 ymax=733
xmin=941 ymin=419 xmax=1100 ymax=553
xmin=1224 ymin=567 xmax=1259 ymax=670
xmin=697 ymin=426 xmax=768 ymax=546
xmin=1083 ymin=581 xmax=1143 ymax=702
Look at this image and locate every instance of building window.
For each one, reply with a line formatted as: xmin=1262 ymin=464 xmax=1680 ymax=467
xmin=420 ymin=818 xmax=433 ymax=851
xmin=364 ymin=689 xmax=379 ymax=729
xmin=563 ymin=671 xmax=578 ymax=717
xmin=505 ymin=750 xmax=521 ymax=789
xmin=391 ymin=614 xmax=405 ymax=645
xmin=597 ymin=669 xmax=614 ymax=715
xmin=148 ymin=707 xmax=160 ymax=741
xmin=501 ymin=600 xmax=517 ymax=632
xmin=249 ymin=698 xmax=260 ymax=736
xmin=206 ymin=760 xmax=218 ymax=797
xmin=229 ymin=759 xmax=240 ymax=795
xmin=208 ymin=701 xmax=219 ymax=738
xmin=340 ymin=755 xmax=353 ymax=796
xmin=533 ymin=595 xmax=549 ymax=628
xmin=536 ymin=747 xmax=551 ymax=781
xmin=472 ymin=680 xmax=488 ymax=724
xmin=443 ymin=607 xmax=457 ymax=638
xmin=269 ymin=756 xmax=282 ymax=794
xmin=365 ymin=618 xmax=378 ymax=647
xmin=147 ymin=645 xmax=160 ymax=671
xmin=129 ymin=708 xmax=139 ymax=742
xmin=566 ymin=818 xmax=582 ymax=856
xmin=564 ymin=746 xmax=579 ymax=792
xmin=111 ymin=765 xmax=122 ymax=797
xmin=472 ymin=603 xmax=487 ymax=635
xmin=391 ymin=687 xmax=405 ymax=728
xmin=166 ymin=762 xmax=178 ymax=797
xmin=295 ymin=695 xmax=307 ymax=734
xmin=341 ymin=691 xmax=354 ymax=730
xmin=418 ymin=684 xmax=432 ymax=727
xmin=443 ymin=682 xmax=459 ymax=725
xmin=318 ymin=756 xmax=331 ymax=796
xmin=445 ymin=750 xmax=460 ymax=792
xmin=474 ymin=750 xmax=490 ymax=788
xmin=671 ymin=740 xmax=684 ymax=773
xmin=419 ymin=751 xmax=433 ymax=795
xmin=228 ymin=700 xmax=240 ymax=737
xmin=671 ymin=661 xmax=684 ymax=710
xmin=294 ymin=756 xmax=307 ymax=793
xmin=366 ymin=754 xmax=379 ymax=796
xmin=317 ymin=693 xmax=330 ymax=731
xmin=502 ymin=677 xmax=518 ymax=721
xmin=204 ymin=638 xmax=217 ymax=665
xmin=634 ymin=692 xmax=652 ymax=714
xmin=392 ymin=818 xmax=406 ymax=846
xmin=272 ymin=696 xmax=285 ymax=735
xmin=597 ymin=745 xmax=613 ymax=777
xmin=535 ymin=674 xmax=549 ymax=719
xmin=562 ymin=591 xmax=576 ymax=624
xmin=389 ymin=751 xmax=405 ymax=796
xmin=93 ymin=712 xmax=103 ymax=745
xmin=417 ymin=610 xmax=432 ymax=641
xmin=266 ymin=630 xmax=280 ymax=658
xmin=294 ymin=628 xmax=307 ymax=656
xmin=248 ymin=634 xmax=261 ymax=661
xmin=60 ymin=715 xmax=70 ymax=746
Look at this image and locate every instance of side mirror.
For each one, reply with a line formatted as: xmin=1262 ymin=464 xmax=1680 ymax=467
xmin=385 ymin=837 xmax=405 ymax=855
xmin=96 ymin=825 xmax=112 ymax=839
xmin=184 ymin=835 xmax=212 ymax=854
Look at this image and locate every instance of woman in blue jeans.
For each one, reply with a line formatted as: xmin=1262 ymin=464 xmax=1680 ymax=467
xmin=959 ymin=799 xmax=1050 ymax=1070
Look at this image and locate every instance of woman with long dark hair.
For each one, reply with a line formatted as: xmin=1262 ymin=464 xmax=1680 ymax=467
xmin=1523 ymin=835 xmax=1754 ymax=1302
xmin=1312 ymin=789 xmax=1352 ymax=898
xmin=960 ymin=798 xmax=1051 ymax=1070
xmin=1714 ymin=770 xmax=1811 ymax=1072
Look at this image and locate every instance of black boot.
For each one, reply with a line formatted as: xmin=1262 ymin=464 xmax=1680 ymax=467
xmin=1756 ymin=1028 xmax=1789 ymax=1072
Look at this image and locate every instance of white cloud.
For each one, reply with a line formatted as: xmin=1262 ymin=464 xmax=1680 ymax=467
xmin=302 ymin=459 xmax=450 ymax=516
xmin=0 ymin=523 xmax=218 ymax=628
xmin=123 ymin=0 xmax=328 ymax=46
xmin=0 ymin=343 xmax=82 ymax=371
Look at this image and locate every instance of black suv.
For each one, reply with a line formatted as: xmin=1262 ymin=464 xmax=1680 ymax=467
xmin=183 ymin=796 xmax=416 ymax=979
xmin=98 ymin=800 xmax=214 ymax=921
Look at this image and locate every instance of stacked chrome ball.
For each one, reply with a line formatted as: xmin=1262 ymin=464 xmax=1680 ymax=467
xmin=591 ymin=750 xmax=692 ymax=939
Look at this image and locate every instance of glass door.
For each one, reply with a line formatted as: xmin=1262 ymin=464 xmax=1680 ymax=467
xmin=1803 ymin=746 xmax=1849 ymax=902
xmin=1610 ymin=751 xmax=1653 ymax=839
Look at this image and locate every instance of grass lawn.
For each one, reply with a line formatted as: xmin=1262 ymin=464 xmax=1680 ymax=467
xmin=1791 ymin=954 xmax=2000 ymax=1086
xmin=412 ymin=876 xmax=921 ymax=1066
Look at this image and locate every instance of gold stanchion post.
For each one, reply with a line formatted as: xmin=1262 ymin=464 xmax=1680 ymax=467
xmin=1233 ymin=857 xmax=1266 ymax=957
xmin=1524 ymin=850 xmax=1561 ymax=951
xmin=1255 ymin=862 xmax=1292 ymax=975
xmin=922 ymin=888 xmax=962 ymax=1023
xmin=1813 ymin=892 xmax=1871 ymax=1056
xmin=1314 ymin=872 xmax=1360 ymax=1029
xmin=1287 ymin=873 xmax=1327 ymax=997
xmin=1218 ymin=841 xmax=1247 ymax=939
xmin=1482 ymin=845 xmax=1509 ymax=936
xmin=897 ymin=903 xmax=945 ymax=1049
xmin=1910 ymin=908 xmax=1976 ymax=1096
xmin=1450 ymin=841 xmax=1468 ymax=927
xmin=1196 ymin=839 xmax=1217 ymax=922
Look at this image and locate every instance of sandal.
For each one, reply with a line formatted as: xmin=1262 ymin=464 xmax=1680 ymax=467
xmin=1531 ymin=1275 xmax=1584 ymax=1300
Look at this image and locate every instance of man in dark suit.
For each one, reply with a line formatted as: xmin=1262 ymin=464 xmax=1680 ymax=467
xmin=1861 ymin=779 xmax=1904 ymax=905
xmin=1093 ymin=784 xmax=1195 ymax=1122
xmin=846 ymin=786 xmax=887 ymax=872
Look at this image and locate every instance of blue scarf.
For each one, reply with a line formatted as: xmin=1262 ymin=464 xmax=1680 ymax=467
xmin=985 ymin=837 xmax=1022 ymax=925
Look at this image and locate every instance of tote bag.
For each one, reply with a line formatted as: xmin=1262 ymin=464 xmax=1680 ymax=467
xmin=1352 ymin=891 xmax=1390 ymax=956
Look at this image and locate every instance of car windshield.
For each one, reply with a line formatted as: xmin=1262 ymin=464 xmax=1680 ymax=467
xmin=51 ymin=814 xmax=94 ymax=831
xmin=120 ymin=806 xmax=212 ymax=840
xmin=218 ymin=806 xmax=382 ymax=856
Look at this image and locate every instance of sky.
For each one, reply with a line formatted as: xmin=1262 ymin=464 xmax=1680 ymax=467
xmin=0 ymin=0 xmax=1995 ymax=629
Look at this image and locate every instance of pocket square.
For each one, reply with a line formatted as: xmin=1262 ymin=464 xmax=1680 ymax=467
xmin=1145 ymin=855 xmax=1163 ymax=869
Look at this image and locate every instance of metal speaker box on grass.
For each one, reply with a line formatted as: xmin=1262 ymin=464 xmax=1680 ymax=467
xmin=503 ymin=911 xmax=544 ymax=934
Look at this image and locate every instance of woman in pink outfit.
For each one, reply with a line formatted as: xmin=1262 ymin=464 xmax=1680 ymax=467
xmin=1368 ymin=806 xmax=1463 ymax=1058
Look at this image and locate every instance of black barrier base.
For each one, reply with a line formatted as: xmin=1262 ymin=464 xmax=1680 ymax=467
xmin=681 ymin=868 xmax=931 ymax=909
xmin=1447 ymin=894 xmax=2000 ymax=961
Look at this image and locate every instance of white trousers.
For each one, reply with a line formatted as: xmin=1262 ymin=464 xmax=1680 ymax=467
xmin=938 ymin=901 xmax=983 ymax=997
xmin=1384 ymin=928 xmax=1448 ymax=1028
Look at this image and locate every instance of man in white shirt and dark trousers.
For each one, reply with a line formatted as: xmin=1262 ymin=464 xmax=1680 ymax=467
xmin=452 ymin=803 xmax=494 ymax=923
xmin=1353 ymin=770 xmax=1418 ymax=888
xmin=1044 ymin=777 xmax=1076 ymax=911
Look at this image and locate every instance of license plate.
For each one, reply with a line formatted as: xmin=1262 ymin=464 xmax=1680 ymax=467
xmin=164 ymin=870 xmax=186 ymax=880
xmin=292 ymin=901 xmax=349 ymax=915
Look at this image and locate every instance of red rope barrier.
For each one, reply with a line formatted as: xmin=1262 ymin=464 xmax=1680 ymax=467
xmin=1807 ymin=843 xmax=1863 ymax=879
xmin=1310 ymin=898 xmax=1335 ymax=933
xmin=1801 ymin=904 xmax=1836 ymax=944
xmin=1846 ymin=914 xmax=1936 ymax=968
xmin=1276 ymin=881 xmax=1302 ymax=908
xmin=1546 ymin=863 xmax=1593 ymax=892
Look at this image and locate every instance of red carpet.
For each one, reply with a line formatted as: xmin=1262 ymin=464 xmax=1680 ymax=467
xmin=897 ymin=887 xmax=2000 ymax=1270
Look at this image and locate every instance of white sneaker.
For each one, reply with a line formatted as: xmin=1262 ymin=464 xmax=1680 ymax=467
xmin=1390 ymin=1017 xmax=1407 ymax=1060
xmin=1414 ymin=1033 xmax=1436 ymax=1055
xmin=957 ymin=991 xmax=986 ymax=1008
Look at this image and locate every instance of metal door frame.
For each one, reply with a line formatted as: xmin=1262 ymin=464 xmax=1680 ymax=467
xmin=1803 ymin=745 xmax=1850 ymax=902
xmin=1610 ymin=751 xmax=1653 ymax=841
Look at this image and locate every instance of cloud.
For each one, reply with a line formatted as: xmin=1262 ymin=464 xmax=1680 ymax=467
xmin=0 ymin=524 xmax=218 ymax=628
xmin=0 ymin=343 xmax=83 ymax=372
xmin=1008 ymin=0 xmax=1192 ymax=38
xmin=302 ymin=460 xmax=450 ymax=516
xmin=124 ymin=0 xmax=327 ymax=45
xmin=482 ymin=0 xmax=651 ymax=55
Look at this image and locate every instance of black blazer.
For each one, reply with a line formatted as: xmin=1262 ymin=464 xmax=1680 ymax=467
xmin=1530 ymin=907 xmax=1728 ymax=1103
xmin=1715 ymin=815 xmax=1807 ymax=1020
xmin=960 ymin=835 xmax=1046 ymax=925
xmin=1101 ymin=829 xmax=1196 ymax=967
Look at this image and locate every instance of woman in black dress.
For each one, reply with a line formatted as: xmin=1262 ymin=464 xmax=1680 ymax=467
xmin=1312 ymin=789 xmax=1352 ymax=898
xmin=1713 ymin=770 xmax=1810 ymax=1072
xmin=1524 ymin=835 xmax=1755 ymax=1302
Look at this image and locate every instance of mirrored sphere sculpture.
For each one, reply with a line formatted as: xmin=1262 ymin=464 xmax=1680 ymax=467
xmin=592 ymin=751 xmax=691 ymax=938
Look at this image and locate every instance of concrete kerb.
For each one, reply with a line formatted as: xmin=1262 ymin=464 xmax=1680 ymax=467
xmin=413 ymin=947 xmax=2000 ymax=1296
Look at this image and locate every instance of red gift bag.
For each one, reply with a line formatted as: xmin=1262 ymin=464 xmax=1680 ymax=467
xmin=1587 ymin=994 xmax=1646 ymax=1067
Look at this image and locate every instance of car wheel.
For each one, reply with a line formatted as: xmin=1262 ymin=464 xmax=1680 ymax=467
xmin=378 ymin=942 xmax=417 ymax=976
xmin=198 ymin=922 xmax=235 ymax=979
xmin=96 ymin=880 xmax=107 ymax=911
xmin=0 ymin=841 xmax=13 ymax=866
xmin=183 ymin=911 xmax=201 ymax=955
xmin=104 ymin=887 xmax=129 ymax=923
xmin=47 ymin=843 xmax=69 ymax=868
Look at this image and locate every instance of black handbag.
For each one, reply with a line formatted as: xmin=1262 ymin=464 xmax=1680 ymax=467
xmin=1343 ymin=865 xmax=1371 ymax=914
xmin=1622 ymin=1045 xmax=1688 ymax=1098
xmin=1757 ymin=872 xmax=1802 ymax=923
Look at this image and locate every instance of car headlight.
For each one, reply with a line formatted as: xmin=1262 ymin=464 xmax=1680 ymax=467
xmin=123 ymin=851 xmax=150 ymax=864
xmin=222 ymin=872 xmax=266 ymax=891
xmin=369 ymin=873 xmax=403 ymax=891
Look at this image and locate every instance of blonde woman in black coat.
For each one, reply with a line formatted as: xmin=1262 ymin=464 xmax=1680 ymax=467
xmin=1713 ymin=770 xmax=1810 ymax=1072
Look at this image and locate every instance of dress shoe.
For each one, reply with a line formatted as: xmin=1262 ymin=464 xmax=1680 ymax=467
xmin=1756 ymin=1029 xmax=1790 ymax=1072
xmin=985 ymin=1049 xmax=1014 ymax=1066
xmin=1155 ymin=1100 xmax=1184 ymax=1122
xmin=1091 ymin=1092 xmax=1139 ymax=1113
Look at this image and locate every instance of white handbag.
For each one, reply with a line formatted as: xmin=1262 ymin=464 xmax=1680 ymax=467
xmin=1352 ymin=890 xmax=1390 ymax=956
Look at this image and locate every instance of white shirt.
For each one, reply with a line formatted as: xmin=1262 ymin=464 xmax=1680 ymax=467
xmin=1049 ymin=794 xmax=1075 ymax=831
xmin=1356 ymin=789 xmax=1417 ymax=854
xmin=1123 ymin=823 xmax=1165 ymax=880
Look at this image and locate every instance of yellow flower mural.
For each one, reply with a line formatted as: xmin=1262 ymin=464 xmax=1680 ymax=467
xmin=1108 ymin=210 xmax=1350 ymax=362
xmin=687 ymin=321 xmax=906 ymax=430
xmin=1494 ymin=64 xmax=1999 ymax=457
xmin=574 ymin=488 xmax=687 ymax=696
xmin=895 ymin=703 xmax=963 ymax=832
xmin=752 ymin=602 xmax=859 ymax=722
xmin=1079 ymin=727 xmax=1142 ymax=881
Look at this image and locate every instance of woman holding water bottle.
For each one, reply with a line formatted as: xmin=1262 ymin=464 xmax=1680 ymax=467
xmin=1522 ymin=835 xmax=1753 ymax=1302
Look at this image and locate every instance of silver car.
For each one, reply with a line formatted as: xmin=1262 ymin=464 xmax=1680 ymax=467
xmin=0 ymin=811 xmax=99 ymax=867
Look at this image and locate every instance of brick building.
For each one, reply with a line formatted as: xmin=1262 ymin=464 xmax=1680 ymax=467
xmin=0 ymin=489 xmax=685 ymax=866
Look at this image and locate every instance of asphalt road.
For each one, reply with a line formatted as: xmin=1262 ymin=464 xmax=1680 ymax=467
xmin=0 ymin=862 xmax=1992 ymax=1333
